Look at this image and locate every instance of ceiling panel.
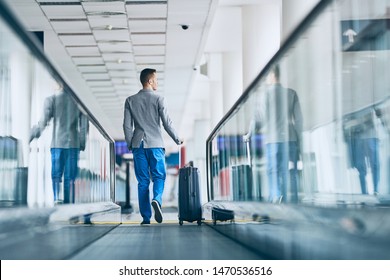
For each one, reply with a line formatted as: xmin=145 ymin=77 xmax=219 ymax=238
xmin=99 ymin=101 xmax=121 ymax=106
xmin=51 ymin=20 xmax=91 ymax=32
xmin=98 ymin=42 xmax=132 ymax=52
xmin=109 ymin=70 xmax=137 ymax=78
xmin=87 ymin=15 xmax=128 ymax=28
xmin=102 ymin=52 xmax=134 ymax=62
xmin=136 ymin=64 xmax=164 ymax=72
xmin=169 ymin=0 xmax=212 ymax=18
xmin=13 ymin=12 xmax=51 ymax=30
xmin=106 ymin=61 xmax=135 ymax=66
xmin=59 ymin=34 xmax=96 ymax=46
xmin=131 ymin=33 xmax=165 ymax=45
xmin=82 ymin=72 xmax=111 ymax=80
xmin=96 ymin=100 xmax=119 ymax=105
xmin=93 ymin=29 xmax=131 ymax=41
xmin=100 ymin=105 xmax=122 ymax=110
xmin=114 ymin=84 xmax=138 ymax=90
xmin=128 ymin=19 xmax=166 ymax=33
xmin=73 ymin=56 xmax=105 ymax=65
xmin=134 ymin=55 xmax=165 ymax=64
xmin=87 ymin=80 xmax=113 ymax=87
xmin=111 ymin=77 xmax=137 ymax=85
xmin=82 ymin=1 xmax=126 ymax=13
xmin=77 ymin=65 xmax=107 ymax=72
xmin=126 ymin=3 xmax=167 ymax=18
xmin=41 ymin=5 xmax=86 ymax=19
xmin=90 ymin=87 xmax=115 ymax=93
xmin=116 ymin=89 xmax=133 ymax=95
xmin=133 ymin=45 xmax=165 ymax=55
xmin=66 ymin=46 xmax=100 ymax=56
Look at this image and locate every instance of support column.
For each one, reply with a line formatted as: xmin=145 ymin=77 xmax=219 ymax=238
xmin=209 ymin=81 xmax=223 ymax=128
xmin=207 ymin=53 xmax=223 ymax=128
xmin=194 ymin=119 xmax=211 ymax=204
xmin=222 ymin=51 xmax=243 ymax=114
xmin=242 ymin=3 xmax=281 ymax=89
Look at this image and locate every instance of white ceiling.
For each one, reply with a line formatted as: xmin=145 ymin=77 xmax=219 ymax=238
xmin=4 ymin=0 xmax=218 ymax=148
xmin=5 ymin=0 xmax=287 ymax=154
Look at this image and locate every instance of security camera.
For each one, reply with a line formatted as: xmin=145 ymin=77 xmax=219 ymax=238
xmin=181 ymin=24 xmax=189 ymax=30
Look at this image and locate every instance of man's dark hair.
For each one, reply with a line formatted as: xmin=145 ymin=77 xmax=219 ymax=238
xmin=271 ymin=65 xmax=280 ymax=81
xmin=140 ymin=68 xmax=156 ymax=86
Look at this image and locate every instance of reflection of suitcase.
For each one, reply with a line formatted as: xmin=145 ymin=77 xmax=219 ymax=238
xmin=15 ymin=167 xmax=28 ymax=205
xmin=0 ymin=136 xmax=19 ymax=160
xmin=232 ymin=140 xmax=253 ymax=201
xmin=219 ymin=167 xmax=230 ymax=197
xmin=178 ymin=166 xmax=202 ymax=225
xmin=232 ymin=164 xmax=253 ymax=200
xmin=0 ymin=136 xmax=27 ymax=206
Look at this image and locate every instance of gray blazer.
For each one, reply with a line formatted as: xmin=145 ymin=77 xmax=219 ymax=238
xmin=248 ymin=83 xmax=303 ymax=144
xmin=30 ymin=91 xmax=88 ymax=150
xmin=123 ymin=89 xmax=180 ymax=149
xmin=263 ymin=83 xmax=303 ymax=144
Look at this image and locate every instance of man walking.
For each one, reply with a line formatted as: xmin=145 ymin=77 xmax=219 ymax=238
xmin=244 ymin=65 xmax=303 ymax=203
xmin=263 ymin=66 xmax=303 ymax=203
xmin=123 ymin=68 xmax=182 ymax=225
xmin=30 ymin=84 xmax=88 ymax=204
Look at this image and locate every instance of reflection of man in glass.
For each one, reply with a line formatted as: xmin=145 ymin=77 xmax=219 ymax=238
xmin=29 ymin=83 xmax=88 ymax=204
xmin=263 ymin=66 xmax=303 ymax=203
xmin=343 ymin=108 xmax=380 ymax=195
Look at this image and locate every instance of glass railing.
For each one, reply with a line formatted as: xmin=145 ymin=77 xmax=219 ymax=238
xmin=207 ymin=0 xmax=390 ymax=207
xmin=0 ymin=1 xmax=115 ymax=208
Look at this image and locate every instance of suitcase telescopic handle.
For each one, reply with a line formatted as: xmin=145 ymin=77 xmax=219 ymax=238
xmin=246 ymin=140 xmax=251 ymax=166
xmin=179 ymin=145 xmax=182 ymax=168
xmin=243 ymin=135 xmax=251 ymax=166
xmin=179 ymin=145 xmax=192 ymax=168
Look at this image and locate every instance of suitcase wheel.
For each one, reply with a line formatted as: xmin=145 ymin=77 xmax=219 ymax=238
xmin=197 ymin=220 xmax=202 ymax=226
xmin=179 ymin=219 xmax=183 ymax=226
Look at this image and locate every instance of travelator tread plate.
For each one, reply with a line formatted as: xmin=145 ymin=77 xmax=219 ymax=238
xmin=0 ymin=224 xmax=115 ymax=260
xmin=70 ymin=223 xmax=263 ymax=260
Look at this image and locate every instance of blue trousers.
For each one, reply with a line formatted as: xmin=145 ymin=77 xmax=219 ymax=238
xmin=51 ymin=148 xmax=79 ymax=203
xmin=266 ymin=141 xmax=299 ymax=203
xmin=132 ymin=142 xmax=166 ymax=222
xmin=352 ymin=138 xmax=379 ymax=194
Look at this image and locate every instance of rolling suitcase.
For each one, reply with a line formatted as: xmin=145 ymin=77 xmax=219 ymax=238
xmin=178 ymin=165 xmax=202 ymax=225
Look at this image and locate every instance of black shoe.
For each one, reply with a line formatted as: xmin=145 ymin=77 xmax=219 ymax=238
xmin=151 ymin=200 xmax=163 ymax=223
xmin=140 ymin=220 xmax=150 ymax=225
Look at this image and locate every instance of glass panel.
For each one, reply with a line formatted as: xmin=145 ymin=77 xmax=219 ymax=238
xmin=0 ymin=9 xmax=113 ymax=208
xmin=208 ymin=0 xmax=390 ymax=207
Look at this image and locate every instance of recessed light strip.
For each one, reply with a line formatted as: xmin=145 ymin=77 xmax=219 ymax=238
xmin=39 ymin=2 xmax=82 ymax=6
xmin=125 ymin=1 xmax=167 ymax=4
